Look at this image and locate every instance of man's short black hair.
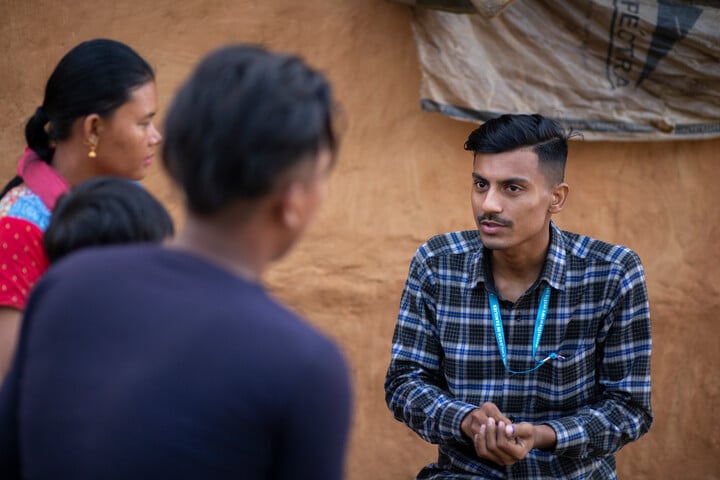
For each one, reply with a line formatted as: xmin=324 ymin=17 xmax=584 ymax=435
xmin=162 ymin=45 xmax=337 ymax=215
xmin=44 ymin=177 xmax=174 ymax=263
xmin=464 ymin=114 xmax=572 ymax=184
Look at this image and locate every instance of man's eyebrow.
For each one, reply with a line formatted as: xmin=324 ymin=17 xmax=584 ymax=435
xmin=502 ymin=176 xmax=530 ymax=184
xmin=472 ymin=172 xmax=530 ymax=184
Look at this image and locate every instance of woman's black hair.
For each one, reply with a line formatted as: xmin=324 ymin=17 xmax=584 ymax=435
xmin=26 ymin=38 xmax=155 ymax=164
xmin=1 ymin=39 xmax=154 ymax=201
xmin=44 ymin=177 xmax=174 ymax=263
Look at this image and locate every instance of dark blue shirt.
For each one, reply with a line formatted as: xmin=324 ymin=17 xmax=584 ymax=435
xmin=0 ymin=245 xmax=352 ymax=479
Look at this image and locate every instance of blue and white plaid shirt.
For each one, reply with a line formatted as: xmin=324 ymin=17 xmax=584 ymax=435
xmin=385 ymin=222 xmax=653 ymax=479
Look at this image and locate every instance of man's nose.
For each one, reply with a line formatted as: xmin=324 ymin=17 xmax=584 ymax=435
xmin=482 ymin=187 xmax=502 ymax=213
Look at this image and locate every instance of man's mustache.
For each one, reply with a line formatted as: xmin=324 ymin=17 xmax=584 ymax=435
xmin=476 ymin=214 xmax=512 ymax=227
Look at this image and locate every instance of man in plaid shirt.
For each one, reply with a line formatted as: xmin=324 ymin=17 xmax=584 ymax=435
xmin=385 ymin=114 xmax=652 ymax=479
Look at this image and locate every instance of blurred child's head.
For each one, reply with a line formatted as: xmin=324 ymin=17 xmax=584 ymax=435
xmin=44 ymin=176 xmax=174 ymax=263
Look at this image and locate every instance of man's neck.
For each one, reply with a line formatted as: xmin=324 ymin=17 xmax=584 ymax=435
xmin=169 ymin=212 xmax=270 ymax=283
xmin=489 ymin=230 xmax=550 ymax=303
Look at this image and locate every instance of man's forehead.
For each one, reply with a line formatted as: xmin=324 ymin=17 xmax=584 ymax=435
xmin=472 ymin=148 xmax=540 ymax=169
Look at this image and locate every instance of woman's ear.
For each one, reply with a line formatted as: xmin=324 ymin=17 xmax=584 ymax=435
xmin=82 ymin=113 xmax=102 ymax=148
xmin=549 ymin=182 xmax=569 ymax=214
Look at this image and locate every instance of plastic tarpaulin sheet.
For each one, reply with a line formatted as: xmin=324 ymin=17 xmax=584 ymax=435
xmin=388 ymin=0 xmax=515 ymax=16
xmin=406 ymin=0 xmax=720 ymax=140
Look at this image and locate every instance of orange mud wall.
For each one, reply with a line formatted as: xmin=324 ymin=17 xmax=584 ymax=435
xmin=1 ymin=1 xmax=718 ymax=478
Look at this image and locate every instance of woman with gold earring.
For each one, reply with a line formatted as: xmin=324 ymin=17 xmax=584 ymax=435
xmin=0 ymin=39 xmax=163 ymax=379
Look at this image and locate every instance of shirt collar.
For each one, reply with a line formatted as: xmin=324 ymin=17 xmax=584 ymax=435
xmin=466 ymin=221 xmax=567 ymax=293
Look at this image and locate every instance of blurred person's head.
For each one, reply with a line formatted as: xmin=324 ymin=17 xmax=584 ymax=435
xmin=163 ymin=44 xmax=340 ymax=264
xmin=44 ymin=176 xmax=174 ymax=263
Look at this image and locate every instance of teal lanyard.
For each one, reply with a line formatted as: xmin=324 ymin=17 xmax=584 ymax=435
xmin=488 ymin=285 xmax=561 ymax=375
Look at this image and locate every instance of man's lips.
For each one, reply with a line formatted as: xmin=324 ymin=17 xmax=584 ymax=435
xmin=480 ymin=221 xmax=505 ymax=234
xmin=478 ymin=217 xmax=511 ymax=234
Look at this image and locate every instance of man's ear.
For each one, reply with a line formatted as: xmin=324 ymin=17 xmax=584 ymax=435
xmin=549 ymin=182 xmax=569 ymax=214
xmin=82 ymin=114 xmax=102 ymax=147
xmin=277 ymin=180 xmax=306 ymax=231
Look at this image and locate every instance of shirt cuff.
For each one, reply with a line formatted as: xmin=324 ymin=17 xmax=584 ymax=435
xmin=543 ymin=417 xmax=588 ymax=458
xmin=439 ymin=400 xmax=477 ymax=443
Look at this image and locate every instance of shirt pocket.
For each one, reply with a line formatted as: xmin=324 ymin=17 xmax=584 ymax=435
xmin=529 ymin=340 xmax=598 ymax=414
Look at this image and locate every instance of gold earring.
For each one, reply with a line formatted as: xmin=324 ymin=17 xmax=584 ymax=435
xmin=88 ymin=143 xmax=97 ymax=159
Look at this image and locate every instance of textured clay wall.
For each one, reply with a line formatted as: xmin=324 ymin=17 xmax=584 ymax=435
xmin=1 ymin=1 xmax=719 ymax=478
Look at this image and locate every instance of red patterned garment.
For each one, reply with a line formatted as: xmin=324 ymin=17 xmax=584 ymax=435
xmin=0 ymin=213 xmax=49 ymax=309
xmin=0 ymin=149 xmax=69 ymax=309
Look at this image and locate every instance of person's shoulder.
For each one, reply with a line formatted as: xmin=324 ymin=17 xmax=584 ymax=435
xmin=560 ymin=229 xmax=643 ymax=269
xmin=247 ymin=301 xmax=349 ymax=383
xmin=292 ymin=322 xmax=346 ymax=366
xmin=42 ymin=244 xmax=166 ymax=290
xmin=0 ymin=185 xmax=51 ymax=230
xmin=50 ymin=243 xmax=158 ymax=268
xmin=419 ymin=229 xmax=481 ymax=259
xmin=260 ymin=302 xmax=339 ymax=351
xmin=285 ymin=320 xmax=349 ymax=382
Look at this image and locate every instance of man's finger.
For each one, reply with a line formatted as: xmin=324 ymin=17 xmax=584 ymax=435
xmin=474 ymin=427 xmax=505 ymax=466
xmin=480 ymin=402 xmax=512 ymax=424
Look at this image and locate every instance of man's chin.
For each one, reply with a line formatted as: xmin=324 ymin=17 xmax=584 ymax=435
xmin=478 ymin=234 xmax=507 ymax=251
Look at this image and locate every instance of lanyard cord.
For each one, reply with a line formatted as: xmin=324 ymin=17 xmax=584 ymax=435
xmin=488 ymin=285 xmax=562 ymax=375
